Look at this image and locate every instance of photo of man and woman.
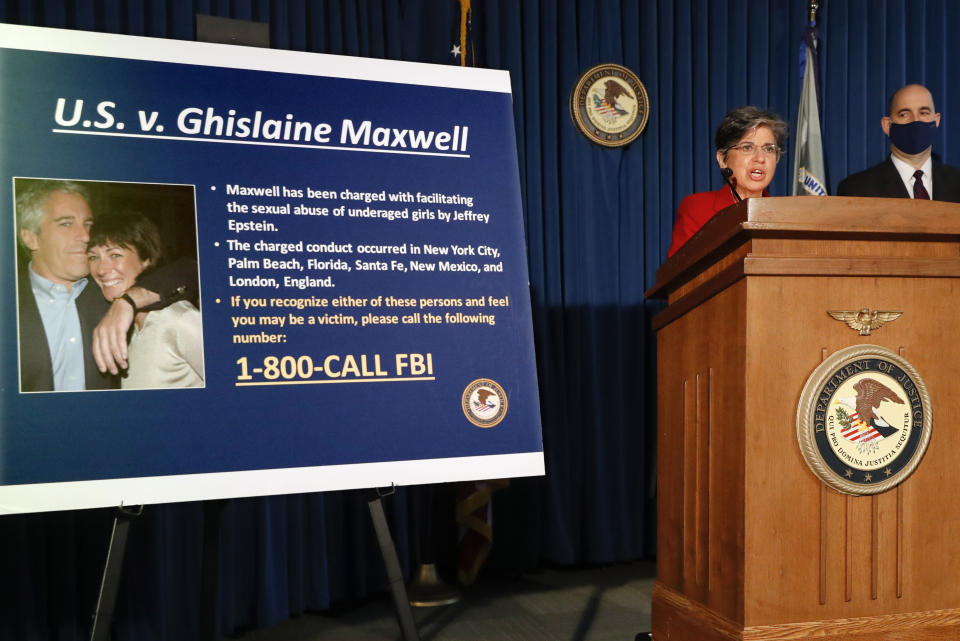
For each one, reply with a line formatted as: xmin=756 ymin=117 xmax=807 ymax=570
xmin=14 ymin=178 xmax=203 ymax=392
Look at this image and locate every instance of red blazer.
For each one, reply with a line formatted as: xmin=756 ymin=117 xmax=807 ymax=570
xmin=667 ymin=186 xmax=767 ymax=257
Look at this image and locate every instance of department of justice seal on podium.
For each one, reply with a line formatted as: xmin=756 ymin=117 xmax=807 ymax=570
xmin=570 ymin=63 xmax=649 ymax=147
xmin=796 ymin=345 xmax=932 ymax=495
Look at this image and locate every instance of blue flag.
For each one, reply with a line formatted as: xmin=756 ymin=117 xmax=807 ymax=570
xmin=792 ymin=19 xmax=827 ymax=196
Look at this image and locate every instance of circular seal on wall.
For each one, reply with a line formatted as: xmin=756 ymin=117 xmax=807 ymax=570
xmin=570 ymin=63 xmax=649 ymax=147
xmin=796 ymin=345 xmax=932 ymax=495
xmin=462 ymin=378 xmax=508 ymax=428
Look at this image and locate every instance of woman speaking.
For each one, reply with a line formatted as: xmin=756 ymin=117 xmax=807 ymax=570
xmin=667 ymin=106 xmax=788 ymax=256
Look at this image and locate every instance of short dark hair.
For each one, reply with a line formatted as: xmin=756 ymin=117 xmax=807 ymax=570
xmin=715 ymin=106 xmax=789 ymax=159
xmin=88 ymin=211 xmax=163 ymax=268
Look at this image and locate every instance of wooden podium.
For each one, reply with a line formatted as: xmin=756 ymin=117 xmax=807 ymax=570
xmin=645 ymin=196 xmax=960 ymax=641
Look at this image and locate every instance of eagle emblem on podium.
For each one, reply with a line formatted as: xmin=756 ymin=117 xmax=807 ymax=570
xmin=827 ymin=309 xmax=902 ymax=336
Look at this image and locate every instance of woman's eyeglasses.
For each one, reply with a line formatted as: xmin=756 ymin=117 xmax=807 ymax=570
xmin=727 ymin=142 xmax=781 ymax=159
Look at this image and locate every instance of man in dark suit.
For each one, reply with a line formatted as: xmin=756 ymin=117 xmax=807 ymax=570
xmin=17 ymin=181 xmax=116 ymax=391
xmin=837 ymin=84 xmax=960 ymax=202
xmin=16 ymin=180 xmax=197 ymax=392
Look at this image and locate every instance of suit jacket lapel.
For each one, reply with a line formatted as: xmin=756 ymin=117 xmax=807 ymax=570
xmin=17 ymin=268 xmax=54 ymax=391
xmin=882 ymin=157 xmax=911 ymax=198
xmin=931 ymin=160 xmax=960 ymax=201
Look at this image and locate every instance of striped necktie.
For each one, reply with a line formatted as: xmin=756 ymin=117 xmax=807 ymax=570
xmin=913 ymin=169 xmax=930 ymax=200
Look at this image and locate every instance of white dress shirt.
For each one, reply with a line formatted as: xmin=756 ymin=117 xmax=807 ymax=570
xmin=889 ymin=154 xmax=933 ymax=198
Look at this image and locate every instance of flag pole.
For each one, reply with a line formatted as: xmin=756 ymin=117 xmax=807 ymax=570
xmin=792 ymin=0 xmax=828 ymax=196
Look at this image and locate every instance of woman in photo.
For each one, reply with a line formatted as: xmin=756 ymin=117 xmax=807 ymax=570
xmin=87 ymin=211 xmax=204 ymax=389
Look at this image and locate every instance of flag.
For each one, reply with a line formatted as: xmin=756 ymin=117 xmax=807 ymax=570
xmin=447 ymin=0 xmax=505 ymax=587
xmin=839 ymin=412 xmax=883 ymax=443
xmin=449 ymin=0 xmax=475 ymax=67
xmin=456 ymin=479 xmax=509 ymax=585
xmin=792 ymin=15 xmax=827 ymax=196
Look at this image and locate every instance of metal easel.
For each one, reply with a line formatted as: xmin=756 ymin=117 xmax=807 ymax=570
xmin=366 ymin=486 xmax=422 ymax=641
xmin=89 ymin=504 xmax=143 ymax=641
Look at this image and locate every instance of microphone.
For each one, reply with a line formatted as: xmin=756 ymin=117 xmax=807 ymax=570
xmin=721 ymin=167 xmax=743 ymax=202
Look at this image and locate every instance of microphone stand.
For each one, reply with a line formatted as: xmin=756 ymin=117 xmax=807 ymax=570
xmin=721 ymin=167 xmax=743 ymax=202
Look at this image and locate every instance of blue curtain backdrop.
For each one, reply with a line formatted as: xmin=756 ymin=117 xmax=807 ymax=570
xmin=2 ymin=1 xmax=960 ymax=640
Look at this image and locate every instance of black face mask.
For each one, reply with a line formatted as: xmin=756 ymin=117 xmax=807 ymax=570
xmin=888 ymin=119 xmax=939 ymax=155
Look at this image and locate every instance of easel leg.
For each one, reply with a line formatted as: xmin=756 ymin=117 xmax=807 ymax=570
xmin=90 ymin=505 xmax=142 ymax=641
xmin=366 ymin=489 xmax=421 ymax=641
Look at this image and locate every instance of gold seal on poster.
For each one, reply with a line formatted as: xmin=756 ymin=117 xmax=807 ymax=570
xmin=462 ymin=378 xmax=508 ymax=428
xmin=570 ymin=63 xmax=649 ymax=147
xmin=796 ymin=345 xmax=932 ymax=495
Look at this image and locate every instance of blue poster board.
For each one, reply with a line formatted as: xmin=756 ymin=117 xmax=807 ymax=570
xmin=0 ymin=24 xmax=543 ymax=514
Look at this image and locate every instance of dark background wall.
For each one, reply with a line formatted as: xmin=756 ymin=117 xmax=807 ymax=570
xmin=1 ymin=2 xmax=959 ymax=640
